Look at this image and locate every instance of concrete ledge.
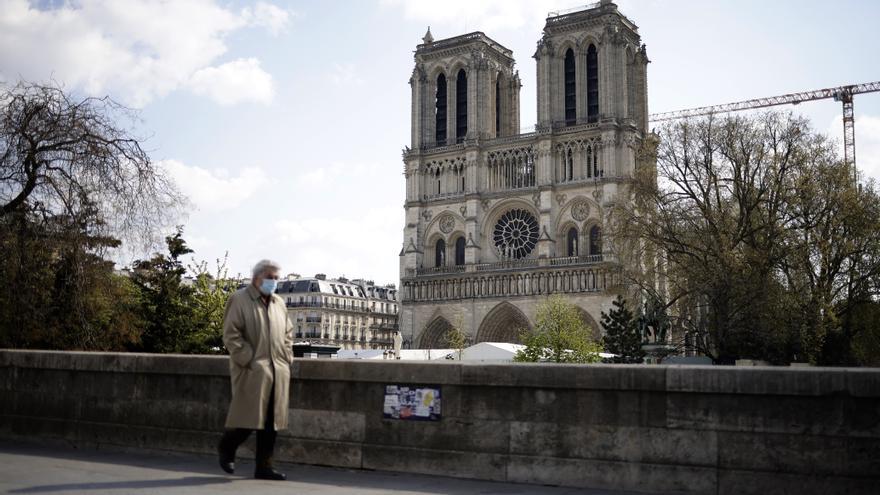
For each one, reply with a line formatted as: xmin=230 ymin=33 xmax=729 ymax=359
xmin=0 ymin=349 xmax=229 ymax=376
xmin=2 ymin=349 xmax=879 ymax=495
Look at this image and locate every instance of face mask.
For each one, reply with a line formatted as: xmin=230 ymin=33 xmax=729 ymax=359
xmin=259 ymin=278 xmax=278 ymax=295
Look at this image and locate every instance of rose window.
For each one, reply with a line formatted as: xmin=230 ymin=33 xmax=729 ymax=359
xmin=493 ymin=209 xmax=539 ymax=259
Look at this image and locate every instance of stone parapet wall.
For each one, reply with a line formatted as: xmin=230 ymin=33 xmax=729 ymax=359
xmin=1 ymin=350 xmax=878 ymax=494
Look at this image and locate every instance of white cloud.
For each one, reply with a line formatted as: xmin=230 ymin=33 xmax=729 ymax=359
xmin=273 ymin=205 xmax=403 ymax=283
xmin=161 ymin=159 xmax=268 ymax=212
xmin=300 ymin=161 xmax=382 ymax=187
xmin=242 ymin=1 xmax=292 ymax=36
xmin=0 ymin=0 xmax=291 ymax=106
xmin=188 ymin=58 xmax=274 ymax=105
xmin=329 ymin=63 xmax=365 ymax=87
xmin=826 ymin=114 xmax=880 ymax=183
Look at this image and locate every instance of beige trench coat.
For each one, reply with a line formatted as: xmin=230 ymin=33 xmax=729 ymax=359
xmin=222 ymin=284 xmax=294 ymax=430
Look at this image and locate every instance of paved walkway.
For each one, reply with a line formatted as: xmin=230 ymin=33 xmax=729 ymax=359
xmin=0 ymin=443 xmax=645 ymax=495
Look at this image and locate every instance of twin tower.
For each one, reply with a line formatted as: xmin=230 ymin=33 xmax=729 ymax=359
xmin=399 ymin=1 xmax=651 ymax=348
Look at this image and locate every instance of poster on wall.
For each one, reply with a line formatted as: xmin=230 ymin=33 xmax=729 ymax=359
xmin=383 ymin=385 xmax=441 ymax=421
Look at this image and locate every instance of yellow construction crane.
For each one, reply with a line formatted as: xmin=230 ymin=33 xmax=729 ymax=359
xmin=649 ymin=81 xmax=880 ymax=182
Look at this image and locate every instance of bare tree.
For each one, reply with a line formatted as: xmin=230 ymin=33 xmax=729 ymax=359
xmin=0 ymin=80 xmax=183 ymax=250
xmin=611 ymin=112 xmax=880 ymax=364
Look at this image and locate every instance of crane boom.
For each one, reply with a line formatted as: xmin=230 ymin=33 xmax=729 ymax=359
xmin=648 ymin=81 xmax=880 ymax=183
xmin=649 ymin=81 xmax=880 ymax=122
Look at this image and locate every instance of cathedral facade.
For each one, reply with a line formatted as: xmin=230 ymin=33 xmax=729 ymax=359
xmin=399 ymin=0 xmax=649 ymax=348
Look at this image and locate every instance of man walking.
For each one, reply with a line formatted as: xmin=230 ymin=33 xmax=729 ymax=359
xmin=217 ymin=259 xmax=294 ymax=480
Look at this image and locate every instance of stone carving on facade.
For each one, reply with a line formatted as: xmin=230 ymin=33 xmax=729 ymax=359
xmin=459 ymin=205 xmax=467 ymax=216
xmin=439 ymin=214 xmax=455 ymax=234
xmin=422 ymin=209 xmax=433 ymax=221
xmin=481 ymin=198 xmax=491 ymax=210
xmin=404 ymin=237 xmax=422 ymax=254
xmin=466 ymin=232 xmax=480 ymax=248
xmin=592 ymin=188 xmax=603 ymax=202
xmin=571 ymin=200 xmax=591 ymax=221
xmin=555 ymin=193 xmax=567 ymax=205
xmin=532 ymin=192 xmax=541 ymax=207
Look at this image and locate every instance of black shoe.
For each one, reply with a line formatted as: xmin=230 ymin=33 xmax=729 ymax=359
xmin=254 ymin=467 xmax=286 ymax=480
xmin=217 ymin=443 xmax=235 ymax=474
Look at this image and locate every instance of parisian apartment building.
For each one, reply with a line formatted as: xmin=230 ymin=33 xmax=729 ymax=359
xmin=276 ymin=274 xmax=400 ymax=350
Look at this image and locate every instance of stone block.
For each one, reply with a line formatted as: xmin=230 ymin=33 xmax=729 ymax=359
xmin=362 ymin=444 xmax=507 ymax=482
xmin=506 ymin=454 xmax=717 ymax=495
xmin=576 ymin=390 xmax=666 ymax=428
xmin=293 ymin=359 xmax=462 ymax=385
xmin=292 ymin=380 xmax=383 ymax=413
xmin=364 ymin=414 xmax=509 ymax=454
xmin=456 ymin=385 xmax=573 ymax=422
xmin=288 ymin=408 xmax=365 ymax=442
xmin=844 ymin=396 xmax=880 ymax=438
xmin=717 ymin=431 xmax=850 ymax=476
xmin=510 ymin=422 xmax=717 ymax=467
xmin=666 ymin=392 xmax=847 ymax=436
xmin=276 ymin=437 xmax=362 ymax=469
xmin=666 ymin=366 xmax=848 ymax=396
xmin=717 ymin=469 xmax=877 ymax=495
xmin=846 ymin=368 xmax=880 ymax=398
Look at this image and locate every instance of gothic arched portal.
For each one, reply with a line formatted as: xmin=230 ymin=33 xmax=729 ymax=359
xmin=476 ymin=302 xmax=531 ymax=344
xmin=419 ymin=316 xmax=454 ymax=349
xmin=572 ymin=304 xmax=602 ymax=341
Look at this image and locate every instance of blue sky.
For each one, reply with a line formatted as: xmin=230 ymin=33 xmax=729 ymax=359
xmin=2 ymin=0 xmax=879 ymax=284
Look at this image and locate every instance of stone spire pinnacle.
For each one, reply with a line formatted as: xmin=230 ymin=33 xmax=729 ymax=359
xmin=422 ymin=26 xmax=434 ymax=44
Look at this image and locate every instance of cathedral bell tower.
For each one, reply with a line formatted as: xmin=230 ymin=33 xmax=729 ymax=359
xmin=399 ymin=2 xmax=651 ymax=350
xmin=409 ymin=29 xmax=521 ymax=148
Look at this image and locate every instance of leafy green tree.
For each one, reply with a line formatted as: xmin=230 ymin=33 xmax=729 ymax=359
xmin=129 ymin=228 xmax=196 ymax=353
xmin=515 ymin=296 xmax=601 ymax=363
xmin=186 ymin=254 xmax=239 ymax=354
xmin=601 ymin=295 xmax=645 ymax=363
xmin=444 ymin=315 xmax=470 ymax=360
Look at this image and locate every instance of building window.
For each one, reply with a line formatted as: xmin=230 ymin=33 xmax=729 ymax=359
xmin=587 ymin=44 xmax=599 ymax=122
xmin=567 ymin=227 xmax=579 ymax=257
xmin=454 ymin=236 xmax=466 ymax=265
xmin=435 ymin=74 xmax=447 ymax=146
xmin=493 ymin=209 xmax=539 ymax=259
xmin=455 ymin=69 xmax=467 ymax=143
xmin=564 ymin=48 xmax=576 ymax=125
xmin=435 ymin=238 xmax=446 ymax=267
xmin=589 ymin=225 xmax=602 ymax=255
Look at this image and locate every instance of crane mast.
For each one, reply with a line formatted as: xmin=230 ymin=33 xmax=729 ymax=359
xmin=649 ymin=81 xmax=880 ymax=183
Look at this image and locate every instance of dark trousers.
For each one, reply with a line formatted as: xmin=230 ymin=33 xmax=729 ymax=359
xmin=219 ymin=385 xmax=277 ymax=468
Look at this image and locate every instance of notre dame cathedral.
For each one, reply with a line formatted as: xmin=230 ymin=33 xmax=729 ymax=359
xmin=398 ymin=0 xmax=650 ymax=348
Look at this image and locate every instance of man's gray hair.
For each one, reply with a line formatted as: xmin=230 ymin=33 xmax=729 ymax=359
xmin=252 ymin=259 xmax=281 ymax=279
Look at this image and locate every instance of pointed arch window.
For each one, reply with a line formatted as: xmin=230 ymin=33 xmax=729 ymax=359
xmin=455 ymin=69 xmax=468 ymax=143
xmin=587 ymin=44 xmax=599 ymax=122
xmin=454 ymin=237 xmax=466 ymax=266
xmin=435 ymin=74 xmax=447 ymax=146
xmin=567 ymin=227 xmax=579 ymax=257
xmin=589 ymin=225 xmax=602 ymax=256
xmin=435 ymin=238 xmax=446 ymax=267
xmin=564 ymin=48 xmax=576 ymax=126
